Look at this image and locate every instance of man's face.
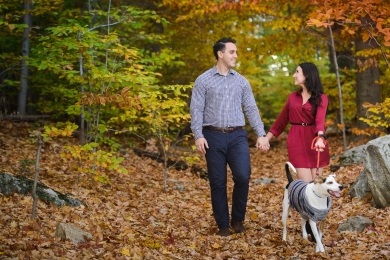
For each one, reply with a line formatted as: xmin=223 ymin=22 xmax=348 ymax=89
xmin=219 ymin=42 xmax=237 ymax=68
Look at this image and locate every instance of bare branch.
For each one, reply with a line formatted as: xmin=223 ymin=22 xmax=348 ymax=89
xmin=361 ymin=22 xmax=390 ymax=67
xmin=85 ymin=11 xmax=127 ymax=35
xmin=0 ymin=65 xmax=20 ymax=77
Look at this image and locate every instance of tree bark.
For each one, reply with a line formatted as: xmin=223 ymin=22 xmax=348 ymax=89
xmin=18 ymin=0 xmax=32 ymax=116
xmin=355 ymin=18 xmax=381 ymax=131
xmin=31 ymin=132 xmax=42 ymax=219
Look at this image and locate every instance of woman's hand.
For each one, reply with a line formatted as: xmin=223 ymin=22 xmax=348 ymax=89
xmin=315 ymin=137 xmax=326 ymax=152
xmin=256 ymin=136 xmax=270 ymax=151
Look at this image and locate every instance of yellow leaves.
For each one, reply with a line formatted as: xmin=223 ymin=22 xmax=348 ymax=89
xmin=212 ymin=243 xmax=221 ymax=249
xmin=145 ymin=239 xmax=160 ymax=249
xmin=250 ymin=213 xmax=258 ymax=221
xmin=121 ymin=247 xmax=131 ymax=256
xmin=10 ymin=220 xmax=17 ymax=228
xmin=43 ymin=123 xmax=78 ymax=138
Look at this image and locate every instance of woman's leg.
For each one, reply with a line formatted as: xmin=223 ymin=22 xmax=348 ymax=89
xmin=296 ymin=168 xmax=314 ymax=182
xmin=311 ymin=167 xmax=324 ymax=181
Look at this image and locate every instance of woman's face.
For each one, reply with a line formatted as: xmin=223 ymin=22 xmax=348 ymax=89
xmin=293 ymin=66 xmax=305 ymax=87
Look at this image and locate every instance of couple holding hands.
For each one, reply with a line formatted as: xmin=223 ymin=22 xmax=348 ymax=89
xmin=190 ymin=37 xmax=330 ymax=236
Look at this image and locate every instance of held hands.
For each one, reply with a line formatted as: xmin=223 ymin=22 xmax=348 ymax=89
xmin=195 ymin=138 xmax=209 ymax=154
xmin=256 ymin=136 xmax=270 ymax=151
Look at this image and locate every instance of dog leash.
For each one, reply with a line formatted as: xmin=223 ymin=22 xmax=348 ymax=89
xmin=311 ymin=136 xmax=328 ymax=176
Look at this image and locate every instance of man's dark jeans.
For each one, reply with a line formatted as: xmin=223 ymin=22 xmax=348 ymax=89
xmin=203 ymin=128 xmax=251 ymax=229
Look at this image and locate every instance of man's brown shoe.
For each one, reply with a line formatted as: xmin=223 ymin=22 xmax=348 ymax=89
xmin=218 ymin=228 xmax=231 ymax=237
xmin=231 ymin=220 xmax=246 ymax=233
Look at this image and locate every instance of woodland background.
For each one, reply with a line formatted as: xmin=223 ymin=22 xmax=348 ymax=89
xmin=0 ymin=0 xmax=390 ymax=259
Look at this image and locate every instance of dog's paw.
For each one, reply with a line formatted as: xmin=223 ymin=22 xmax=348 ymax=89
xmin=315 ymin=244 xmax=325 ymax=253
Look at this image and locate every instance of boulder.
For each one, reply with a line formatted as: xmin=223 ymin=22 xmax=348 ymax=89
xmin=338 ymin=145 xmax=365 ymax=166
xmin=363 ymin=135 xmax=390 ymax=208
xmin=337 ymin=216 xmax=373 ymax=232
xmin=348 ymin=169 xmax=371 ymax=199
xmin=55 ymin=223 xmax=93 ymax=243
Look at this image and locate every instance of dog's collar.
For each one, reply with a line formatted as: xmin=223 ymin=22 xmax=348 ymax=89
xmin=310 ymin=181 xmax=324 ymax=198
xmin=313 ymin=190 xmax=323 ymax=198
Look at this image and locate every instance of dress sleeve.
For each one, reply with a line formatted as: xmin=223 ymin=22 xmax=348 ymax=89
xmin=315 ymin=94 xmax=328 ymax=134
xmin=269 ymin=96 xmax=290 ymax=138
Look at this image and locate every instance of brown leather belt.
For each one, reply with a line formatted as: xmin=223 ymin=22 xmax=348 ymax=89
xmin=203 ymin=126 xmax=242 ymax=133
xmin=290 ymin=122 xmax=315 ymax=126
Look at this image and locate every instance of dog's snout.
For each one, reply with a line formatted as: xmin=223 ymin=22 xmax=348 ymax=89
xmin=339 ymin=185 xmax=344 ymax=190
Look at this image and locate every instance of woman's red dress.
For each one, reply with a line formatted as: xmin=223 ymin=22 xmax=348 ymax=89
xmin=269 ymin=91 xmax=330 ymax=168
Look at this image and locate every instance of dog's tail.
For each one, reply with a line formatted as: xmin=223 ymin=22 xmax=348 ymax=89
xmin=285 ymin=162 xmax=296 ymax=184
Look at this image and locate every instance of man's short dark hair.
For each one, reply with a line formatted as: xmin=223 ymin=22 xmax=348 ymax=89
xmin=213 ymin=37 xmax=236 ymax=60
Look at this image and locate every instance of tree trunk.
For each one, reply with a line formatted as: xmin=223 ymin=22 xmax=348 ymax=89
xmin=328 ymin=21 xmax=347 ymax=151
xmin=18 ymin=0 xmax=32 ymax=116
xmin=355 ymin=18 xmax=381 ymax=131
xmin=31 ymin=132 xmax=42 ymax=219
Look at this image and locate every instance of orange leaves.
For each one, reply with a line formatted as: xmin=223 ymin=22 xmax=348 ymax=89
xmin=80 ymin=87 xmax=141 ymax=109
xmin=307 ymin=18 xmax=330 ymax=28
xmin=307 ymin=0 xmax=390 ymax=53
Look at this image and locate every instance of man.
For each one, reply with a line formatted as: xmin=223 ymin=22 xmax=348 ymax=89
xmin=190 ymin=37 xmax=269 ymax=236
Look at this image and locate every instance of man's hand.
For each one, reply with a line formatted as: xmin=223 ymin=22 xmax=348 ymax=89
xmin=256 ymin=136 xmax=270 ymax=151
xmin=195 ymin=138 xmax=209 ymax=154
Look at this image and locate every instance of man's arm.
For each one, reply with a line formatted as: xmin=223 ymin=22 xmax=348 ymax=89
xmin=241 ymin=79 xmax=266 ymax=137
xmin=190 ymin=77 xmax=209 ymax=154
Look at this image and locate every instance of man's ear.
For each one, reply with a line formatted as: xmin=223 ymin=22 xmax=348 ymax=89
xmin=218 ymin=50 xmax=224 ymax=59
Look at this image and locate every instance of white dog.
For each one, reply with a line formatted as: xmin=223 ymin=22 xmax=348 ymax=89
xmin=282 ymin=162 xmax=343 ymax=253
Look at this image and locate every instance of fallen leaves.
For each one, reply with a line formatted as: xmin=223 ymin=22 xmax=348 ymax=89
xmin=1 ymin=123 xmax=390 ymax=259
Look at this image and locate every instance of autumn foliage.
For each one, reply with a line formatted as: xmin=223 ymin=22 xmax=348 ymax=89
xmin=1 ymin=123 xmax=389 ymax=259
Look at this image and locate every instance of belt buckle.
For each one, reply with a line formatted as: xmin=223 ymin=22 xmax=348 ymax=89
xmin=302 ymin=123 xmax=306 ymax=126
xmin=221 ymin=128 xmax=227 ymax=133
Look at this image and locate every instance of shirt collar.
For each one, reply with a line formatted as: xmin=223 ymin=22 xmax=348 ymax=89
xmin=212 ymin=65 xmax=236 ymax=76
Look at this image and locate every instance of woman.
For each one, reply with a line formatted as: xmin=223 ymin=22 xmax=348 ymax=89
xmin=264 ymin=62 xmax=329 ymax=182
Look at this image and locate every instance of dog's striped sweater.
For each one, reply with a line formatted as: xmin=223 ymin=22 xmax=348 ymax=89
xmin=288 ymin=180 xmax=332 ymax=222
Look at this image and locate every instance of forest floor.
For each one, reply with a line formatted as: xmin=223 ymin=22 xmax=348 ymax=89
xmin=0 ymin=121 xmax=389 ymax=260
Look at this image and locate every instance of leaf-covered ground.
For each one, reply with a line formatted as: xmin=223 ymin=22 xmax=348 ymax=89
xmin=0 ymin=121 xmax=389 ymax=259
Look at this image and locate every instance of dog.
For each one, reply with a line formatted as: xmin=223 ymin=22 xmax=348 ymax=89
xmin=282 ymin=162 xmax=343 ymax=253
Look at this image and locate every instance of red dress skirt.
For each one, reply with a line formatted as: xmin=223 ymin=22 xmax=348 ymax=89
xmin=269 ymin=91 xmax=330 ymax=168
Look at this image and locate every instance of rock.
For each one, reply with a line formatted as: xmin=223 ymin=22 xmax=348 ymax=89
xmin=253 ymin=178 xmax=277 ymax=184
xmin=55 ymin=223 xmax=93 ymax=243
xmin=0 ymin=172 xmax=82 ymax=207
xmin=330 ymin=164 xmax=341 ymax=172
xmin=174 ymin=185 xmax=185 ymax=191
xmin=363 ymin=135 xmax=390 ymax=208
xmin=349 ymin=169 xmax=371 ymax=199
xmin=337 ymin=216 xmax=373 ymax=232
xmin=338 ymin=145 xmax=365 ymax=166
